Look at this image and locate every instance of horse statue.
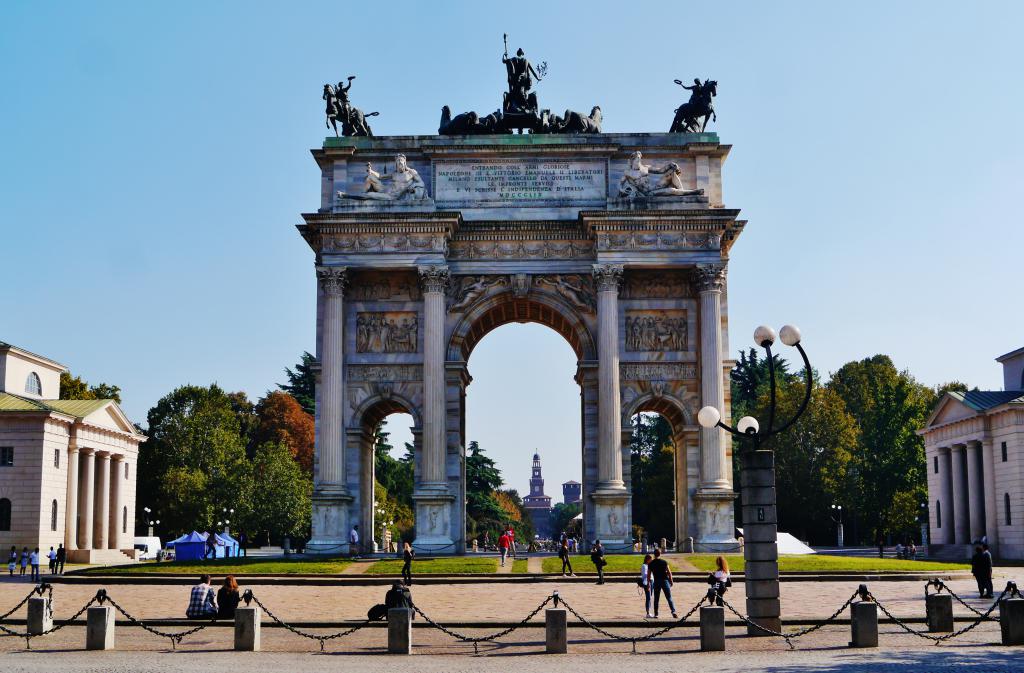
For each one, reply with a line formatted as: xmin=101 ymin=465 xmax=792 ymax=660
xmin=438 ymin=106 xmax=502 ymax=135
xmin=670 ymin=79 xmax=717 ymax=133
xmin=323 ymin=81 xmax=378 ymax=137
xmin=560 ymin=106 xmax=602 ymax=134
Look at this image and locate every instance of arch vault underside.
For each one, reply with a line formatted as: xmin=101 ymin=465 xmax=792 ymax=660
xmin=298 ymin=132 xmax=746 ymax=553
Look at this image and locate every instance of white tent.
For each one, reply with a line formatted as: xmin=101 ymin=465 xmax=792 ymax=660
xmin=736 ymin=529 xmax=815 ymax=555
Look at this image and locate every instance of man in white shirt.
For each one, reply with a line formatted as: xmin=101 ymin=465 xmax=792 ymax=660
xmin=349 ymin=525 xmax=360 ymax=557
xmin=28 ymin=548 xmax=40 ymax=582
xmin=46 ymin=547 xmax=57 ymax=574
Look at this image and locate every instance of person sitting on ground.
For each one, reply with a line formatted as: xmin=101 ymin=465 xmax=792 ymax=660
xmin=186 ymin=574 xmax=218 ymax=619
xmin=385 ymin=581 xmax=413 ymax=611
xmin=217 ymin=575 xmax=241 ymax=620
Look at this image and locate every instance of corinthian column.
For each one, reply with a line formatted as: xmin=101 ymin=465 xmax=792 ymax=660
xmin=418 ymin=265 xmax=450 ymax=490
xmin=79 ymin=450 xmax=95 ymax=550
xmin=950 ymin=443 xmax=968 ymax=544
xmin=696 ymin=263 xmax=730 ymax=491
xmin=317 ymin=266 xmax=348 ymax=492
xmin=593 ymin=264 xmax=625 ymax=492
xmin=65 ymin=446 xmax=80 ymax=549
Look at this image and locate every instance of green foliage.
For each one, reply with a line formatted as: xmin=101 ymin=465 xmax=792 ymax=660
xmin=374 ymin=428 xmax=415 ymax=541
xmin=248 ymin=442 xmax=312 ymax=542
xmin=687 ymin=554 xmax=969 ymax=573
xmin=366 ymin=557 xmax=498 ymax=574
xmin=279 ymin=352 xmax=317 ymax=415
xmin=730 ymin=348 xmax=792 ymax=419
xmin=540 ymin=555 xmax=679 ymax=573
xmin=629 ymin=413 xmax=675 ymax=541
xmin=84 ymin=557 xmax=352 ymax=575
xmin=550 ymin=502 xmax=581 ymax=538
xmin=465 ymin=441 xmax=518 ymax=542
xmin=59 ymin=371 xmax=122 ymax=404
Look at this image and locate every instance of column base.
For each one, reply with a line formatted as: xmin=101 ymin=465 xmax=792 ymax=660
xmin=694 ymin=490 xmax=738 ymax=551
xmin=412 ymin=490 xmax=456 ymax=554
xmin=590 ymin=490 xmax=631 ymax=550
xmin=308 ymin=491 xmax=354 ymax=555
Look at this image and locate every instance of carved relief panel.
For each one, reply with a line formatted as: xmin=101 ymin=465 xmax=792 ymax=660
xmin=620 ymin=271 xmax=693 ymax=300
xmin=625 ymin=310 xmax=688 ymax=352
xmin=355 ymin=312 xmax=418 ymax=353
xmin=347 ymin=271 xmax=421 ymax=301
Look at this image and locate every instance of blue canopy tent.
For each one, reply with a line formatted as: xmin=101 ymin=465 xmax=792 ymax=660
xmin=214 ymin=532 xmax=239 ymax=558
xmin=169 ymin=531 xmax=208 ymax=561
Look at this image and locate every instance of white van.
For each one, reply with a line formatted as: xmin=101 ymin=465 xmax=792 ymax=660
xmin=133 ymin=536 xmax=163 ymax=561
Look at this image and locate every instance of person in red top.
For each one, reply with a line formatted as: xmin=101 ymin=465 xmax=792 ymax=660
xmin=507 ymin=528 xmax=517 ymax=560
xmin=498 ymin=532 xmax=510 ymax=567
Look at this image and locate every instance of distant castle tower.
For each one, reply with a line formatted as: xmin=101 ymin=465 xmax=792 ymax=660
xmin=562 ymin=480 xmax=581 ymax=505
xmin=522 ymin=452 xmax=553 ymax=538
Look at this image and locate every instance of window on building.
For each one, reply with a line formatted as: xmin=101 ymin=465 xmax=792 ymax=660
xmin=935 ymin=500 xmax=941 ymax=528
xmin=122 ymin=506 xmax=128 ymax=534
xmin=1003 ymin=442 xmax=1008 ymax=462
xmin=933 ymin=456 xmax=938 ymax=474
xmin=54 ymin=448 xmax=60 ymax=468
xmin=0 ymin=498 xmax=10 ymax=531
xmin=124 ymin=462 xmax=129 ymax=480
xmin=0 ymin=447 xmax=12 ymax=467
xmin=25 ymin=372 xmax=42 ymax=396
xmin=1006 ymin=493 xmax=1012 ymax=526
xmin=50 ymin=500 xmax=58 ymax=531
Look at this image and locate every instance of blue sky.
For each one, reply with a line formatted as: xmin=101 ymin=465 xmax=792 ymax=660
xmin=2 ymin=2 xmax=1021 ymax=496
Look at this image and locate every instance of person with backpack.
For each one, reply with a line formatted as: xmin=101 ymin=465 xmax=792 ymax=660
xmin=590 ymin=540 xmax=606 ymax=585
xmin=707 ymin=555 xmax=732 ymax=606
xmin=558 ymin=539 xmax=575 ymax=576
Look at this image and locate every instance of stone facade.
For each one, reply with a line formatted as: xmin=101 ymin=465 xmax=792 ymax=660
xmin=920 ymin=347 xmax=1024 ymax=559
xmin=0 ymin=343 xmax=144 ymax=563
xmin=298 ymin=132 xmax=745 ymax=553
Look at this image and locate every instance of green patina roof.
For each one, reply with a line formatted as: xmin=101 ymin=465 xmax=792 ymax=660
xmin=0 ymin=392 xmax=111 ymax=418
xmin=949 ymin=390 xmax=1024 ymax=412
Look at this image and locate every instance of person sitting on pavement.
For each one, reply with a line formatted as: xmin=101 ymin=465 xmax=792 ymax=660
xmin=186 ymin=574 xmax=218 ymax=618
xmin=217 ymin=575 xmax=241 ymax=620
xmin=385 ymin=581 xmax=414 ymax=610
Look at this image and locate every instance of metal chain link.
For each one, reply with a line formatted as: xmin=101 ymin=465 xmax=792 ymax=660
xmin=0 ymin=584 xmax=50 ymax=621
xmin=101 ymin=592 xmax=212 ymax=649
xmin=718 ymin=590 xmax=859 ymax=650
xmin=924 ymin=578 xmax=1001 ymax=621
xmin=246 ymin=591 xmax=370 ymax=652
xmin=868 ymin=585 xmax=1008 ymax=645
xmin=558 ymin=593 xmax=707 ymax=653
xmin=413 ymin=594 xmax=553 ymax=653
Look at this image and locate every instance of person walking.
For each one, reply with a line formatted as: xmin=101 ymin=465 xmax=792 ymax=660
xmin=19 ymin=547 xmax=29 ymax=576
xmin=590 ymin=540 xmax=606 ymax=585
xmin=238 ymin=532 xmax=248 ymax=557
xmin=648 ymin=548 xmax=677 ymax=618
xmin=507 ymin=528 xmax=517 ymax=560
xmin=558 ymin=539 xmax=575 ymax=576
xmin=401 ymin=541 xmax=415 ymax=586
xmin=498 ymin=530 xmax=510 ymax=567
xmin=46 ymin=546 xmax=56 ymax=574
xmin=186 ymin=574 xmax=218 ymax=619
xmin=708 ymin=555 xmax=731 ymax=606
xmin=29 ymin=548 xmax=40 ymax=582
xmin=349 ymin=525 xmax=360 ymax=557
xmin=971 ymin=544 xmax=994 ymax=598
xmin=56 ymin=544 xmax=66 ymax=574
xmin=216 ymin=575 xmax=241 ymax=620
xmin=640 ymin=553 xmax=653 ymax=618
xmin=7 ymin=547 xmax=16 ymax=576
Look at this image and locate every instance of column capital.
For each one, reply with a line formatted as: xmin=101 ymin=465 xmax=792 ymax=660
xmin=694 ymin=263 xmax=727 ymax=293
xmin=592 ymin=264 xmax=624 ymax=293
xmin=951 ymin=442 xmax=967 ymax=453
xmin=418 ymin=265 xmax=450 ymax=294
xmin=316 ymin=266 xmax=348 ymax=296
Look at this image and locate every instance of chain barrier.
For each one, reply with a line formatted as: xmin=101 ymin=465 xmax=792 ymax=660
xmin=868 ymin=580 xmax=1015 ymax=645
xmin=719 ymin=588 xmax=861 ymax=650
xmin=243 ymin=590 xmax=371 ymax=652
xmin=102 ymin=591 xmax=212 ymax=650
xmin=0 ymin=583 xmax=51 ymax=621
xmin=413 ymin=593 xmax=554 ymax=653
xmin=21 ymin=589 xmax=102 ymax=649
xmin=924 ymin=578 xmax=1006 ymax=621
xmin=558 ymin=591 xmax=707 ymax=653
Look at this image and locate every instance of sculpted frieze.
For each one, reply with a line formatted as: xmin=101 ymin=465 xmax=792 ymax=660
xmin=625 ymin=311 xmax=688 ymax=352
xmin=356 ymin=312 xmax=418 ymax=353
xmin=347 ymin=272 xmax=422 ymax=301
xmin=348 ymin=365 xmax=421 ymax=382
xmin=596 ymin=231 xmax=720 ymax=252
xmin=620 ymin=363 xmax=697 ymax=381
xmin=448 ymin=275 xmax=508 ymax=311
xmin=322 ymin=233 xmax=447 ymax=254
xmin=449 ymin=239 xmax=594 ymax=260
xmin=535 ymin=274 xmax=596 ymax=313
xmin=620 ymin=271 xmax=693 ymax=299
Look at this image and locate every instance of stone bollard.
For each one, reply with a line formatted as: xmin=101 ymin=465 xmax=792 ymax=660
xmin=27 ymin=597 xmax=52 ymax=636
xmin=234 ymin=606 xmax=261 ymax=651
xmin=86 ymin=605 xmax=115 ymax=650
xmin=388 ymin=608 xmax=412 ymax=654
xmin=849 ymin=602 xmax=878 ymax=648
xmin=926 ymin=593 xmax=954 ymax=632
xmin=700 ymin=606 xmax=726 ymax=652
xmin=1000 ymin=598 xmax=1024 ymax=645
xmin=545 ymin=608 xmax=567 ymax=653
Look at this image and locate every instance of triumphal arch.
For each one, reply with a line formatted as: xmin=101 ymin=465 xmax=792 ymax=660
xmin=301 ymin=60 xmax=744 ymax=553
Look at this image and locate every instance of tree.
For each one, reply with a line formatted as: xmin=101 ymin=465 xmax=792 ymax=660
xmin=629 ymin=413 xmax=676 ymax=542
xmin=550 ymin=501 xmax=581 ymax=538
xmin=253 ymin=391 xmax=315 ymax=472
xmin=138 ymin=384 xmax=254 ymax=536
xmin=227 ymin=391 xmax=258 ymax=453
xmin=465 ymin=441 xmax=512 ymax=542
xmin=247 ymin=442 xmax=312 ymax=544
xmin=827 ymin=355 xmax=934 ymax=544
xmin=495 ymin=488 xmax=535 ymax=541
xmin=374 ymin=428 xmax=414 ymax=510
xmin=730 ymin=348 xmax=792 ymax=419
xmin=59 ymin=371 xmax=122 ymax=404
xmin=279 ymin=352 xmax=317 ymax=415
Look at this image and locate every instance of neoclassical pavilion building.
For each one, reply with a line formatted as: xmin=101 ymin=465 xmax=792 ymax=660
xmin=921 ymin=347 xmax=1024 ymax=559
xmin=0 ymin=342 xmax=144 ymax=563
xmin=297 ymin=131 xmax=746 ymax=554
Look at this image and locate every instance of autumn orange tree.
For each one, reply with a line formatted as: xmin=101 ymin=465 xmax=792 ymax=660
xmin=253 ymin=391 xmax=315 ymax=473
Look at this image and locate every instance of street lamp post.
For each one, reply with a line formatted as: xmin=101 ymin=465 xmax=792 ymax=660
xmin=222 ymin=508 xmax=235 ymax=535
xmin=919 ymin=502 xmax=929 ymax=549
xmin=830 ymin=504 xmax=844 ymax=547
xmin=698 ymin=324 xmax=812 ymax=635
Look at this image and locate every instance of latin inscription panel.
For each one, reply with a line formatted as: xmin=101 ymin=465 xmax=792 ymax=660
xmin=434 ymin=159 xmax=607 ymax=207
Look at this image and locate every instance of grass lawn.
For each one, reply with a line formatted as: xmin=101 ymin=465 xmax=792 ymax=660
xmin=83 ymin=556 xmax=353 ymax=575
xmin=511 ymin=559 xmax=529 ymax=573
xmin=686 ymin=554 xmax=970 ymax=573
xmin=541 ymin=554 xmax=677 ymax=574
xmin=365 ymin=557 xmax=498 ymax=574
